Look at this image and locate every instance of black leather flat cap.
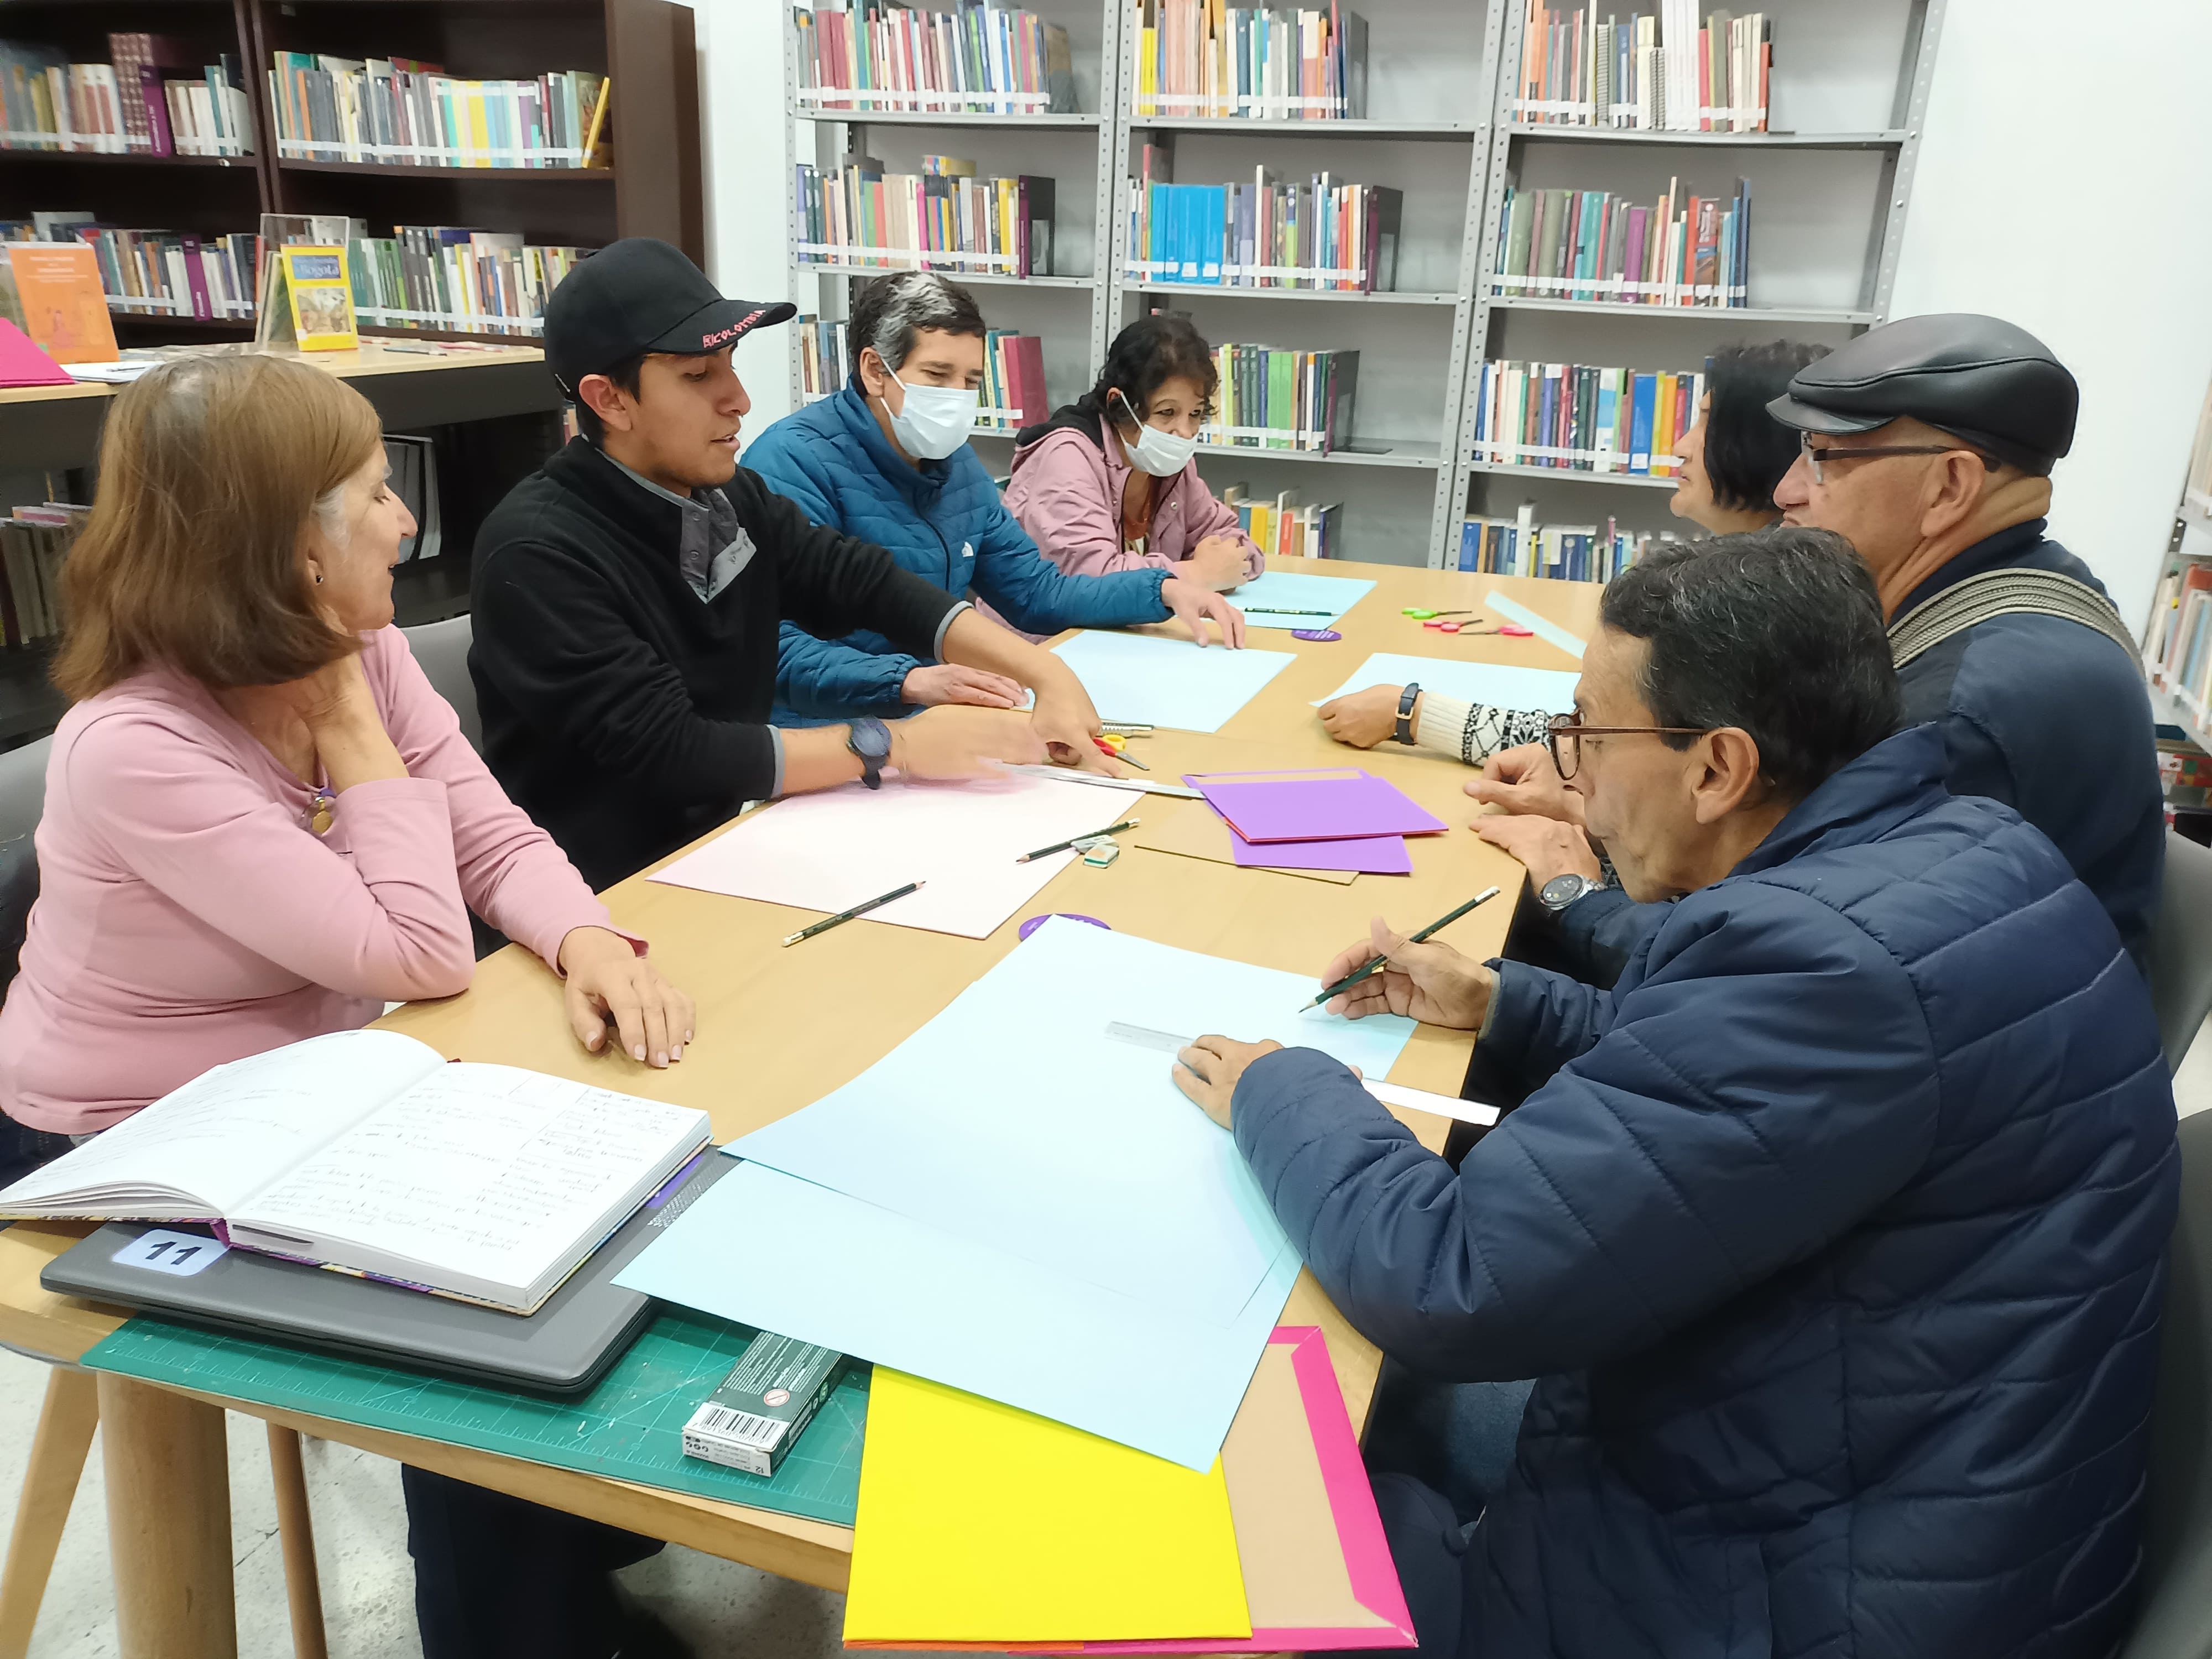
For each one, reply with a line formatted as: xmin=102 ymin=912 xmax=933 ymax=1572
xmin=1766 ymin=312 xmax=2078 ymax=472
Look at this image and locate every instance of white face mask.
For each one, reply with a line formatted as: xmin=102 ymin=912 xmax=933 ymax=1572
xmin=1114 ymin=390 xmax=1199 ymax=477
xmin=882 ymin=367 xmax=977 ymax=461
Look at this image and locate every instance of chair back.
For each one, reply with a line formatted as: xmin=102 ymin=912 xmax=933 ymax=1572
xmin=2154 ymin=832 xmax=2212 ymax=1074
xmin=0 ymin=736 xmax=50 ymax=994
xmin=401 ymin=614 xmax=481 ymax=754
xmin=2124 ymin=1108 xmax=2212 ymax=1658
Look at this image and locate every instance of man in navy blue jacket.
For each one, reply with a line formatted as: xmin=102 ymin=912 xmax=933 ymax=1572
xmin=1477 ymin=315 xmax=2162 ymax=979
xmin=747 ymin=272 xmax=1243 ymax=724
xmin=1175 ymin=530 xmax=2177 ymax=1659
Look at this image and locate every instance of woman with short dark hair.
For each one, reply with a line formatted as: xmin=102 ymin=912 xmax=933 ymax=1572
xmin=1004 ymin=312 xmax=1263 ymax=593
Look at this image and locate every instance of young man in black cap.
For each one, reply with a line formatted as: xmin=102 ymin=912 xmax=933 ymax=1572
xmin=1475 ymin=312 xmax=2161 ymax=980
xmin=468 ymin=236 xmax=1121 ymax=890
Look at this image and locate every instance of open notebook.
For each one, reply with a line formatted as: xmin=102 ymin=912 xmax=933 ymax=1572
xmin=0 ymin=1029 xmax=711 ymax=1315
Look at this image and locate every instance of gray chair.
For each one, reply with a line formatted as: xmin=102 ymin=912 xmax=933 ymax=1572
xmin=0 ymin=737 xmax=50 ymax=851
xmin=2153 ymin=831 xmax=2212 ymax=1074
xmin=2125 ymin=1107 xmax=2212 ymax=1659
xmin=403 ymin=613 xmax=481 ymax=754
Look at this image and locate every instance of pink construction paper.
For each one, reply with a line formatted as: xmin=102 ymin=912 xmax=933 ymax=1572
xmin=0 ymin=319 xmax=71 ymax=387
xmin=1228 ymin=824 xmax=1412 ymax=875
xmin=1187 ymin=769 xmax=1447 ymax=845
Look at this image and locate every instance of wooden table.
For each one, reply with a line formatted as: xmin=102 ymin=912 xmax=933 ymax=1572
xmin=0 ymin=340 xmax=562 ymax=475
xmin=0 ymin=559 xmax=1602 ymax=1657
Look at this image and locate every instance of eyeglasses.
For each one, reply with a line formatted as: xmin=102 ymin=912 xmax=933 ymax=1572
xmin=1797 ymin=432 xmax=1991 ymax=486
xmin=1546 ymin=712 xmax=1709 ymax=781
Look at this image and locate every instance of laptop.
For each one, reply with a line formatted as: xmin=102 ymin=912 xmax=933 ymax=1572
xmin=40 ymin=1149 xmax=733 ymax=1396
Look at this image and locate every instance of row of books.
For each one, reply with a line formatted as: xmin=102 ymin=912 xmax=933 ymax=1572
xmin=1130 ymin=0 xmax=1368 ymax=120
xmin=0 ymin=503 xmax=85 ymax=648
xmin=1126 ymin=173 xmax=1401 ymax=293
xmin=1491 ymin=180 xmax=1750 ymax=309
xmin=791 ymin=1 xmax=1076 ymax=115
xmin=1202 ymin=343 xmax=1359 ymax=455
xmin=347 ymin=231 xmax=588 ymax=339
xmin=1469 ymin=358 xmax=1708 ymax=477
xmin=51 ymin=223 xmax=257 ymax=322
xmin=794 ymin=159 xmax=1056 ymax=277
xmin=1515 ymin=3 xmax=1770 ymax=132
xmin=796 ymin=314 xmax=1050 ymax=434
xmin=0 ymin=36 xmax=252 ymax=155
xmin=266 ymin=54 xmax=609 ymax=170
xmin=1223 ymin=486 xmax=1339 ymax=561
xmin=2147 ymin=564 xmax=2212 ymax=718
xmin=1458 ymin=510 xmax=1661 ymax=583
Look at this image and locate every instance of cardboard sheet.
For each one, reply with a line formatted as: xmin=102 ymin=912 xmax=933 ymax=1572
xmin=843 ymin=1369 xmax=1251 ymax=1644
xmin=1313 ymin=653 xmax=1581 ymax=718
xmin=1052 ymin=631 xmax=1296 ymax=733
xmin=1128 ymin=801 xmax=1360 ymax=885
xmin=646 ymin=771 xmax=1126 ymax=940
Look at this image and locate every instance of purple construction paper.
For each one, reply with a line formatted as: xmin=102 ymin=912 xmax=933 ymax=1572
xmin=1228 ymin=826 xmax=1412 ymax=874
xmin=1188 ymin=769 xmax=1448 ymax=844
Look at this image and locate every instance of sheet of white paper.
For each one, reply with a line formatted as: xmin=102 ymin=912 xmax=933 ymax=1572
xmin=1052 ymin=632 xmax=1296 ymax=733
xmin=0 ymin=1030 xmax=443 ymax=1217
xmin=727 ymin=918 xmax=1415 ymax=1328
xmin=1312 ymin=653 xmax=1581 ymax=718
xmin=614 ymin=1160 xmax=1301 ymax=1470
xmin=1229 ymin=571 xmax=1378 ymax=630
xmin=646 ymin=772 xmax=1131 ymax=940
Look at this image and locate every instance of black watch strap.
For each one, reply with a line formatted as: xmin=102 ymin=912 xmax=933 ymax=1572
xmin=1394 ymin=683 xmax=1422 ymax=747
xmin=847 ymin=717 xmax=890 ymax=790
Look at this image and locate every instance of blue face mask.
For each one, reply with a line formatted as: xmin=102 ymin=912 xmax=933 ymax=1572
xmin=885 ymin=371 xmax=978 ymax=461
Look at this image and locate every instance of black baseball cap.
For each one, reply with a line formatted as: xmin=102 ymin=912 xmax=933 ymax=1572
xmin=1765 ymin=312 xmax=2078 ymax=476
xmin=542 ymin=238 xmax=795 ymax=395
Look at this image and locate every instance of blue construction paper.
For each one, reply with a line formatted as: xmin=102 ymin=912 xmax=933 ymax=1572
xmin=1230 ymin=571 xmax=1378 ymax=631
xmin=727 ymin=919 xmax=1415 ymax=1329
xmin=1052 ymin=632 xmax=1296 ymax=733
xmin=1312 ymin=653 xmax=1581 ymax=718
xmin=614 ymin=1159 xmax=1302 ymax=1472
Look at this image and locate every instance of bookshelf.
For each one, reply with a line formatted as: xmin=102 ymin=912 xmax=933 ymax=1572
xmin=2140 ymin=377 xmax=2212 ymax=761
xmin=1450 ymin=0 xmax=1949 ymax=571
xmin=773 ymin=0 xmax=1943 ymax=573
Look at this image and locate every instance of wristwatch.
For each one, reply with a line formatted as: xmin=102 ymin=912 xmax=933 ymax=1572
xmin=1538 ymin=872 xmax=1602 ymax=912
xmin=847 ymin=717 xmax=893 ymax=790
xmin=1394 ymin=683 xmax=1422 ymax=746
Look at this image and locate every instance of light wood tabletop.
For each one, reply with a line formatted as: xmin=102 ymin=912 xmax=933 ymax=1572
xmin=0 ymin=338 xmax=548 ymax=407
xmin=0 ymin=558 xmax=1604 ymax=1656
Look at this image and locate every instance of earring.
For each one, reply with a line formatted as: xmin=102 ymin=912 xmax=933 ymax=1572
xmin=314 ymin=572 xmax=325 ymax=585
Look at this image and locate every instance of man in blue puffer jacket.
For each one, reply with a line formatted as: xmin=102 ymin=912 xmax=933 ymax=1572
xmin=747 ymin=272 xmax=1243 ymax=724
xmin=1173 ymin=529 xmax=2178 ymax=1659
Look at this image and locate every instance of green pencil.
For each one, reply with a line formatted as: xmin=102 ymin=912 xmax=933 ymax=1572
xmin=1301 ymin=885 xmax=1504 ymax=1010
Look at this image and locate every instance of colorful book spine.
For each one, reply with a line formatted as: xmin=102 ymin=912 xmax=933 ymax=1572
xmin=70 ymin=227 xmax=259 ymax=321
xmin=1515 ymin=4 xmax=1767 ymax=131
xmin=1130 ymin=0 xmax=1364 ymax=120
xmin=345 ymin=231 xmax=585 ymax=336
xmin=793 ymin=163 xmax=1053 ymax=278
xmin=792 ymin=1 xmax=1073 ymax=116
xmin=1126 ymin=176 xmax=1397 ymax=293
xmin=1492 ymin=179 xmax=1747 ymax=309
xmin=1457 ymin=511 xmax=1665 ymax=582
xmin=1472 ymin=358 xmax=1707 ymax=477
xmin=263 ymin=56 xmax=600 ymax=169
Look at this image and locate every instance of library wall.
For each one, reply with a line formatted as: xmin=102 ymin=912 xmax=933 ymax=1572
xmin=1888 ymin=0 xmax=2212 ymax=629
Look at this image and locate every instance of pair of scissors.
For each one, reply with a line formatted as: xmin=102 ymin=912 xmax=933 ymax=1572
xmin=1460 ymin=624 xmax=1535 ymax=638
xmin=1402 ymin=607 xmax=1478 ymax=622
xmin=1093 ymin=734 xmax=1150 ymax=770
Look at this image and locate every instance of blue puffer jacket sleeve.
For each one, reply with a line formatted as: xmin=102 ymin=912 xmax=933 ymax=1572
xmin=1551 ymin=885 xmax=1665 ymax=988
xmin=964 ymin=461 xmax=1171 ymax=635
xmin=774 ymin=620 xmax=917 ymax=721
xmin=1480 ymin=958 xmax=1615 ymax=1084
xmin=1231 ymin=888 xmax=1939 ymax=1383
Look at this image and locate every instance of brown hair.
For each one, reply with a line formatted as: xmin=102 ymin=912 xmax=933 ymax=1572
xmin=53 ymin=354 xmax=384 ymax=700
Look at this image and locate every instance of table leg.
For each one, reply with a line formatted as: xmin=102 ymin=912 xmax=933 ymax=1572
xmin=0 ymin=1366 xmax=100 ymax=1659
xmin=264 ymin=1426 xmax=328 ymax=1659
xmin=97 ymin=1374 xmax=236 ymax=1659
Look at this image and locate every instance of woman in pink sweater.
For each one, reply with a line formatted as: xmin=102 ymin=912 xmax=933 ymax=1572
xmin=0 ymin=354 xmax=695 ymax=1139
xmin=1004 ymin=314 xmax=1264 ymax=593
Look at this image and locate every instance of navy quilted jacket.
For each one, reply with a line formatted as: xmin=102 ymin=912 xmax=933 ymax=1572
xmin=744 ymin=386 xmax=1172 ymax=722
xmin=1232 ymin=724 xmax=2178 ymax=1659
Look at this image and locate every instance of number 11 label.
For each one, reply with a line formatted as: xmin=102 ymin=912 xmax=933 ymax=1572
xmin=112 ymin=1229 xmax=228 ymax=1277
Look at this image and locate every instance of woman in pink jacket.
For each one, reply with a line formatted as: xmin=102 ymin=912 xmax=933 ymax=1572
xmin=0 ymin=354 xmax=695 ymax=1143
xmin=1004 ymin=314 xmax=1264 ymax=593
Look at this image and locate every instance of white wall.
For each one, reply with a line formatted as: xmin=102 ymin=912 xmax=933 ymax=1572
xmin=686 ymin=0 xmax=2212 ymax=618
xmin=1887 ymin=0 xmax=2212 ymax=629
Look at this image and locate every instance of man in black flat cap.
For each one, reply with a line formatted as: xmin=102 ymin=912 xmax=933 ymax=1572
xmin=1475 ymin=312 xmax=2161 ymax=982
xmin=468 ymin=237 xmax=1122 ymax=893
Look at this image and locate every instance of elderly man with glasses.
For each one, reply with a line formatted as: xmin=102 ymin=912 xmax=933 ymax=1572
xmin=1476 ymin=314 xmax=2162 ymax=982
xmin=1171 ymin=529 xmax=2177 ymax=1659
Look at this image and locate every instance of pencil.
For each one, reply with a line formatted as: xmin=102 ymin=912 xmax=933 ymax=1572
xmin=781 ymin=880 xmax=925 ymax=946
xmin=1015 ymin=818 xmax=1139 ymax=864
xmin=1249 ymin=607 xmax=1340 ymax=617
xmin=1301 ymin=885 xmax=1504 ymax=1010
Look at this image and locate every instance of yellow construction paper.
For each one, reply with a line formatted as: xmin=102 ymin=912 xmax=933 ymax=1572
xmin=844 ymin=1369 xmax=1252 ymax=1644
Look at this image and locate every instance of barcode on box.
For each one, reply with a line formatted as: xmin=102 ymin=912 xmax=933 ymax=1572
xmin=691 ymin=1404 xmax=784 ymax=1448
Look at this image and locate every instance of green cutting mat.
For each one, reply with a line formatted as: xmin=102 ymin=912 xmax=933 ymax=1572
xmin=83 ymin=1310 xmax=870 ymax=1527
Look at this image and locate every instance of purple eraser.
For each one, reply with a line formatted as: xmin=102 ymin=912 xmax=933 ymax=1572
xmin=1292 ymin=628 xmax=1342 ymax=643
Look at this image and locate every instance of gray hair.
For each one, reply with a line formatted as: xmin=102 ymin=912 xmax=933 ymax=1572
xmin=849 ymin=270 xmax=987 ymax=378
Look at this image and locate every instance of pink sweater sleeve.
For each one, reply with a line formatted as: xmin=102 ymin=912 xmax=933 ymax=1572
xmin=1175 ymin=464 xmax=1267 ymax=582
xmin=364 ymin=627 xmax=618 ymax=968
xmin=65 ymin=709 xmax=478 ymax=1003
xmin=1005 ymin=430 xmax=1178 ymax=577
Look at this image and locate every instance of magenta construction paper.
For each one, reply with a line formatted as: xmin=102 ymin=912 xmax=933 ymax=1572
xmin=1188 ymin=770 xmax=1447 ymax=844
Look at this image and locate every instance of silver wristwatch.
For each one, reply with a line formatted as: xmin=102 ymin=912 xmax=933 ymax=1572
xmin=1538 ymin=872 xmax=1602 ymax=912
